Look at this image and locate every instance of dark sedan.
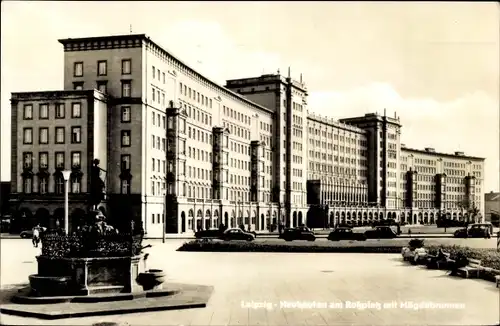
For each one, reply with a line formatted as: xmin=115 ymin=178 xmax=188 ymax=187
xmin=364 ymin=226 xmax=398 ymax=239
xmin=328 ymin=227 xmax=367 ymax=241
xmin=220 ymin=228 xmax=255 ymax=241
xmin=279 ymin=226 xmax=316 ymax=242
xmin=20 ymin=230 xmax=34 ymax=238
xmin=194 ymin=228 xmax=222 ymax=239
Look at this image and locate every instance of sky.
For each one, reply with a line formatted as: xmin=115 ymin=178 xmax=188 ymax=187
xmin=1 ymin=1 xmax=499 ymax=192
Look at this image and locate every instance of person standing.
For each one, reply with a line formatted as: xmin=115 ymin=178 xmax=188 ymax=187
xmin=32 ymin=224 xmax=41 ymax=248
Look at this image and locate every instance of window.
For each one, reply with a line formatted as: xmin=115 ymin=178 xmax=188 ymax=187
xmin=55 ymin=127 xmax=65 ymax=144
xmin=23 ymin=128 xmax=33 ymax=144
xmin=23 ymin=104 xmax=33 ymax=120
xmin=97 ymin=60 xmax=107 ymax=76
xmin=121 ymin=154 xmax=131 ymax=170
xmin=122 ymin=59 xmax=131 ymax=75
xmin=152 ymin=87 xmax=155 ymax=102
xmin=23 ymin=152 xmax=33 ymax=169
xmin=157 ymin=69 xmax=160 ymax=80
xmin=55 ymin=152 xmax=65 ymax=169
xmin=121 ymin=80 xmax=131 ymax=97
xmin=56 ymin=103 xmax=65 ymax=118
xmin=39 ymin=104 xmax=48 ymax=119
xmin=180 ymin=83 xmax=183 ymax=94
xmin=39 ymin=152 xmax=48 ymax=169
xmin=121 ymin=179 xmax=131 ymax=194
xmin=23 ymin=177 xmax=33 ymax=193
xmin=71 ymin=127 xmax=81 ymax=143
xmin=71 ymin=176 xmax=81 ymax=193
xmin=162 ymin=72 xmax=165 ymax=84
xmin=97 ymin=81 xmax=107 ymax=94
xmin=71 ymin=152 xmax=81 ymax=168
xmin=55 ymin=175 xmax=64 ymax=194
xmin=121 ymin=130 xmax=131 ymax=147
xmin=73 ymin=82 xmax=84 ymax=90
xmin=74 ymin=62 xmax=83 ymax=77
xmin=39 ymin=128 xmax=48 ymax=144
xmin=121 ymin=106 xmax=131 ymax=122
xmin=71 ymin=102 xmax=81 ymax=118
xmin=39 ymin=176 xmax=48 ymax=194
xmin=152 ymin=66 xmax=155 ymax=79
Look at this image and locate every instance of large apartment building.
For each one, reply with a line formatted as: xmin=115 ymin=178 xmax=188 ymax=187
xmin=9 ymin=34 xmax=486 ymax=236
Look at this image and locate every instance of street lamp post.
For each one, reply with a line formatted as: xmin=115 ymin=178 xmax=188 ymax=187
xmin=162 ymin=189 xmax=166 ymax=243
xmin=61 ymin=170 xmax=72 ymax=235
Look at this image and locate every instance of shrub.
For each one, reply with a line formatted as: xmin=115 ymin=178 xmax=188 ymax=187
xmin=177 ymin=240 xmax=403 ymax=253
xmin=177 ymin=240 xmax=500 ymax=272
xmin=408 ymin=238 xmax=425 ymax=249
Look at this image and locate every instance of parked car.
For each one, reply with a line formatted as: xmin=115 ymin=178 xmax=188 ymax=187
xmin=194 ymin=228 xmax=222 ymax=239
xmin=20 ymin=230 xmax=34 ymax=238
xmin=364 ymin=226 xmax=398 ymax=239
xmin=279 ymin=226 xmax=316 ymax=241
xmin=220 ymin=228 xmax=255 ymax=241
xmin=453 ymin=223 xmax=493 ymax=238
xmin=327 ymin=227 xmax=367 ymax=241
xmin=20 ymin=227 xmax=47 ymax=239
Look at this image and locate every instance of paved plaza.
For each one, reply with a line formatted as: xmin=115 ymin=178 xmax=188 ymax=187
xmin=1 ymin=238 xmax=499 ymax=325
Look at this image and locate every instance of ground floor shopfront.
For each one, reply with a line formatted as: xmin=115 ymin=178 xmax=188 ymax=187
xmin=144 ymin=199 xmax=310 ymax=238
xmin=325 ymin=207 xmax=479 ymax=227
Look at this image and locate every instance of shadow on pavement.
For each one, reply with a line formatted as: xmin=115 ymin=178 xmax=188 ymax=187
xmin=0 ymin=283 xmax=28 ymax=305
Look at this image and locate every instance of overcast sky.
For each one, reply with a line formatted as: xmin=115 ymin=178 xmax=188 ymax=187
xmin=1 ymin=2 xmax=498 ymax=192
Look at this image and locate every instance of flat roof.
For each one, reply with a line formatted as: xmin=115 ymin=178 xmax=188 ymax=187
xmin=58 ymin=34 xmax=273 ymax=114
xmin=401 ymin=147 xmax=484 ymax=161
xmin=11 ymin=89 xmax=108 ymax=101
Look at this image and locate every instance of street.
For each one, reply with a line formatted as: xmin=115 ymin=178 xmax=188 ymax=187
xmin=1 ymin=238 xmax=499 ymax=326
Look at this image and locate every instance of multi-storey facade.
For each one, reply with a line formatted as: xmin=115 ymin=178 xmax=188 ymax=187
xmin=9 ymin=34 xmax=486 ymax=236
xmin=10 ymin=90 xmax=108 ymax=231
xmin=484 ymin=191 xmax=499 ymax=225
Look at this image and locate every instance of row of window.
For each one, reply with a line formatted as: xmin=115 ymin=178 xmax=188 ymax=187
xmin=223 ymin=105 xmax=251 ymax=126
xmin=187 ymin=125 xmax=212 ymax=144
xmin=22 ymin=151 xmax=81 ymax=170
xmin=72 ymin=80 xmax=132 ymax=98
xmin=223 ymin=121 xmax=252 ymax=141
xmin=23 ymin=103 xmax=81 ymax=120
xmin=21 ymin=175 xmax=132 ymax=195
xmin=22 ymin=127 xmax=81 ymax=145
xmin=151 ymin=65 xmax=167 ymax=85
xmin=179 ymin=82 xmax=213 ymax=109
xmin=182 ymin=101 xmax=213 ymax=127
xmin=308 ymin=128 xmax=364 ymax=145
xmin=22 ymin=175 xmax=81 ymax=194
xmin=309 ymin=155 xmax=365 ymax=166
xmin=73 ymin=59 xmax=131 ymax=77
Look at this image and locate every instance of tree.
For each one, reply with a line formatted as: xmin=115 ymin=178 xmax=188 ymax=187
xmin=458 ymin=199 xmax=480 ymax=224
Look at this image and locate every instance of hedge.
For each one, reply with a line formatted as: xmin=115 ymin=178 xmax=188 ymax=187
xmin=177 ymin=240 xmax=500 ymax=271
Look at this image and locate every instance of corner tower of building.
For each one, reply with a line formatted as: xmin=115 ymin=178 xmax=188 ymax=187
xmin=226 ymin=71 xmax=308 ymax=225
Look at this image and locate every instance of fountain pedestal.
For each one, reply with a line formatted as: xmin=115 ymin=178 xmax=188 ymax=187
xmin=31 ymin=255 xmax=142 ymax=296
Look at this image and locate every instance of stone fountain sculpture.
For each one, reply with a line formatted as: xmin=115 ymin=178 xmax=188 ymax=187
xmin=24 ymin=159 xmax=164 ymax=298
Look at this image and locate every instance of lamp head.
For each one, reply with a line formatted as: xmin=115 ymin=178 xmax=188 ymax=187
xmin=62 ymin=170 xmax=71 ymax=181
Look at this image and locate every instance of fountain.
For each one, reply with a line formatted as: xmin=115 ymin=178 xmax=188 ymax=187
xmin=1 ymin=159 xmax=213 ymax=319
